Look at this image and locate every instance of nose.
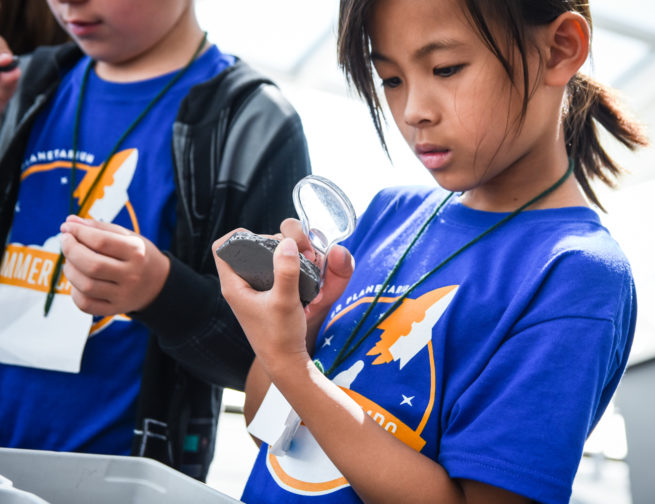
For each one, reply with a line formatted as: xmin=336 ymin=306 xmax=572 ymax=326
xmin=403 ymin=85 xmax=440 ymax=128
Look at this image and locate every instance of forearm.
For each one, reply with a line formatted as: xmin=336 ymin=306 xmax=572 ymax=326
xmin=267 ymin=357 xmax=465 ymax=504
xmin=133 ymin=130 xmax=307 ymax=385
xmin=217 ymin=231 xmax=527 ymax=503
xmin=133 ymin=253 xmax=253 ymax=389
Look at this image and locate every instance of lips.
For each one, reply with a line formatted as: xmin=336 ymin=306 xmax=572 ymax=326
xmin=65 ymin=19 xmax=102 ymax=37
xmin=415 ymin=144 xmax=452 ymax=171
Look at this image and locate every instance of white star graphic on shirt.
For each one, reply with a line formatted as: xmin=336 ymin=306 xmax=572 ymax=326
xmin=401 ymin=395 xmax=414 ymax=407
xmin=322 ymin=335 xmax=333 ymax=348
xmin=60 ymin=176 xmax=68 ymax=184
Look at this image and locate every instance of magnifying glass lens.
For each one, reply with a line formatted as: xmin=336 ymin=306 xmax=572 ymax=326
xmin=293 ymin=175 xmax=356 ymax=279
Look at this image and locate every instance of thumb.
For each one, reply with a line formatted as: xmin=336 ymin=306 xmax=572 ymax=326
xmin=0 ymin=42 xmax=20 ymax=111
xmin=0 ymin=36 xmax=10 ymax=54
xmin=321 ymin=244 xmax=354 ymax=304
xmin=272 ymin=237 xmax=301 ymax=303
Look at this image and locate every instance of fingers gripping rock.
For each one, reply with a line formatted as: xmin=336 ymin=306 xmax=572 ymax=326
xmin=216 ymin=231 xmax=320 ymax=306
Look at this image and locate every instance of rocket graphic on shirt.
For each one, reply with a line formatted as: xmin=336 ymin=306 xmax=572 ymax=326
xmin=263 ymin=284 xmax=459 ymax=496
xmin=367 ymin=285 xmax=459 ymax=368
xmin=1 ymin=149 xmax=138 ymax=294
xmin=73 ymin=149 xmax=138 ymax=223
xmin=0 ymin=149 xmax=139 ymax=371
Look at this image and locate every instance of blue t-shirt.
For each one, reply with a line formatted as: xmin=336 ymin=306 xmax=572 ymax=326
xmin=0 ymin=46 xmax=234 ymax=454
xmin=242 ymin=186 xmax=635 ymax=504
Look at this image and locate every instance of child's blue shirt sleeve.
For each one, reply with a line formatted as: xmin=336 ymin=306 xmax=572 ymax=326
xmin=438 ymin=248 xmax=635 ymax=504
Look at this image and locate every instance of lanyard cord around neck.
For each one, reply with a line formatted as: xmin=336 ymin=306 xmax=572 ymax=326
xmin=44 ymin=32 xmax=208 ymax=316
xmin=323 ymin=158 xmax=575 ymax=377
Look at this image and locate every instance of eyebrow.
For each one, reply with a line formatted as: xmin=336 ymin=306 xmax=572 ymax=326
xmin=371 ymin=39 xmax=464 ymax=63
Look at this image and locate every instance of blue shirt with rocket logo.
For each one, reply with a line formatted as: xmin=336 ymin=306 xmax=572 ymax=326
xmin=0 ymin=46 xmax=234 ymax=454
xmin=242 ymin=187 xmax=635 ymax=504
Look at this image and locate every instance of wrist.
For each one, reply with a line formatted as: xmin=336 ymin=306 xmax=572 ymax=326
xmin=262 ymin=349 xmax=314 ymax=384
xmin=134 ymin=247 xmax=170 ymax=312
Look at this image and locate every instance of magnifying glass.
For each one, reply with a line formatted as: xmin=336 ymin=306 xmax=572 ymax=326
xmin=293 ymin=175 xmax=356 ymax=283
xmin=216 ymin=175 xmax=356 ymax=305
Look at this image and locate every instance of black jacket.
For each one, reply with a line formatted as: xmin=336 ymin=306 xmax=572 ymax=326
xmin=0 ymin=43 xmax=311 ymax=480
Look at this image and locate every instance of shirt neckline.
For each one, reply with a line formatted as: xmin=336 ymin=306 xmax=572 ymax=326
xmin=77 ymin=45 xmax=224 ymax=100
xmin=435 ymin=194 xmax=601 ymax=229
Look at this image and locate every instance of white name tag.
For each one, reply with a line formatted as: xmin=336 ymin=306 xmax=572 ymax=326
xmin=0 ymin=283 xmax=92 ymax=373
xmin=247 ymin=383 xmax=301 ymax=456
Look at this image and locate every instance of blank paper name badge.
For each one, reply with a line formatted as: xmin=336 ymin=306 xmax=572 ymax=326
xmin=0 ymin=244 xmax=92 ymax=373
xmin=247 ymin=383 xmax=301 ymax=456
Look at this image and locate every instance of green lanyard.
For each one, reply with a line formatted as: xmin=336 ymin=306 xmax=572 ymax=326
xmin=44 ymin=33 xmax=208 ymax=316
xmin=323 ymin=158 xmax=575 ymax=377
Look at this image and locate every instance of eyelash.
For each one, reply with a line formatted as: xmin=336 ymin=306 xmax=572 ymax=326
xmin=381 ymin=77 xmax=402 ymax=89
xmin=381 ymin=64 xmax=465 ymax=89
xmin=433 ymin=64 xmax=465 ymax=77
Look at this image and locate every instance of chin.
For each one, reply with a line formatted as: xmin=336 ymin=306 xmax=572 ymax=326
xmin=74 ymin=41 xmax=130 ymax=66
xmin=74 ymin=43 xmax=110 ymax=62
xmin=429 ymin=173 xmax=473 ymax=194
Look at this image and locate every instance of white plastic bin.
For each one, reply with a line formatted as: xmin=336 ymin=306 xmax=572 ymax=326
xmin=0 ymin=474 xmax=49 ymax=504
xmin=0 ymin=448 xmax=241 ymax=504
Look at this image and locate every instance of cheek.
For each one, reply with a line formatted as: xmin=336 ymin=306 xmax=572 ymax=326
xmin=385 ymin=92 xmax=413 ymax=142
xmin=101 ymin=0 xmax=163 ymax=33
xmin=456 ymin=78 xmax=515 ymax=147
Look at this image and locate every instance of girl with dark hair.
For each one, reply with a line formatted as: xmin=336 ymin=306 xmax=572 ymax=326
xmin=214 ymin=1 xmax=648 ymax=502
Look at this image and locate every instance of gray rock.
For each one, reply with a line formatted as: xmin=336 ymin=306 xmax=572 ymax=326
xmin=215 ymin=231 xmax=321 ymax=306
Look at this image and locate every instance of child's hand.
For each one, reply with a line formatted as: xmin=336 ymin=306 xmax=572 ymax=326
xmin=213 ymin=230 xmax=310 ymax=374
xmin=0 ymin=37 xmax=20 ymax=112
xmin=59 ymin=215 xmax=170 ymax=316
xmin=213 ymin=224 xmax=354 ymax=376
xmin=277 ymin=218 xmax=355 ymax=352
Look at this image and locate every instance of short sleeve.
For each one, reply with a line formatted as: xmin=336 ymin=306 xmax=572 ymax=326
xmin=438 ymin=250 xmax=635 ymax=504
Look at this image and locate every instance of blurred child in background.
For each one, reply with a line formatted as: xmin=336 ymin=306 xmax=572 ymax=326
xmin=0 ymin=0 xmax=310 ymax=481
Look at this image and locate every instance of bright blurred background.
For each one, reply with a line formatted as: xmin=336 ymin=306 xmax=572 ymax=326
xmin=195 ymin=1 xmax=655 ymax=503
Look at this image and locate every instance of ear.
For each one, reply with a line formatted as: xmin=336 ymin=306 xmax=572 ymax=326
xmin=542 ymin=12 xmax=590 ymax=87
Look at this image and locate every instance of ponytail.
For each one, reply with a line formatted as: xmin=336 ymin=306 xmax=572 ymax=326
xmin=565 ymin=73 xmax=649 ymax=211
